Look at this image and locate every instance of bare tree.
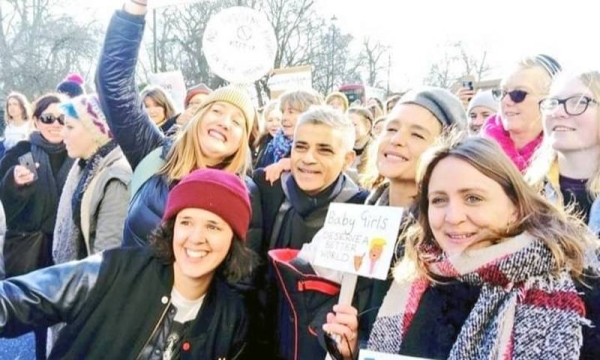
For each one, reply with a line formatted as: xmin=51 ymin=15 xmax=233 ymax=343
xmin=424 ymin=41 xmax=492 ymax=88
xmin=149 ymin=0 xmax=363 ymax=100
xmin=358 ymin=37 xmax=388 ymax=87
xmin=0 ymin=0 xmax=101 ymax=99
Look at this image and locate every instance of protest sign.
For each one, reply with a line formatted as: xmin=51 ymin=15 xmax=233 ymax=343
xmin=267 ymin=65 xmax=312 ymax=98
xmin=148 ymin=70 xmax=186 ymax=113
xmin=314 ymin=203 xmax=403 ymax=281
xmin=203 ymin=7 xmax=277 ymax=84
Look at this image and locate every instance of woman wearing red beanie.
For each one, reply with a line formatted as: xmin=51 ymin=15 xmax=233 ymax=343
xmin=0 ymin=169 xmax=257 ymax=360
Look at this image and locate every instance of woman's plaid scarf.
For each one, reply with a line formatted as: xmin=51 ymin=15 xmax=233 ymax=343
xmin=368 ymin=233 xmax=587 ymax=359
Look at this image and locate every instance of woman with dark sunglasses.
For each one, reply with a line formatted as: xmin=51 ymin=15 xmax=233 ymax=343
xmin=0 ymin=93 xmax=75 ymax=360
xmin=481 ymin=54 xmax=561 ymax=172
xmin=527 ymin=70 xmax=600 ymax=234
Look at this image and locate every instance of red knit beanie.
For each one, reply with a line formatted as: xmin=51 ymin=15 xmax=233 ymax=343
xmin=163 ymin=169 xmax=251 ymax=241
xmin=184 ymin=83 xmax=213 ymax=107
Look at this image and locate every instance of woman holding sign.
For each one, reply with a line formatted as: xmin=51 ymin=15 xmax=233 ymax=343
xmin=95 ymin=0 xmax=263 ymax=252
xmin=328 ymin=136 xmax=600 ymax=359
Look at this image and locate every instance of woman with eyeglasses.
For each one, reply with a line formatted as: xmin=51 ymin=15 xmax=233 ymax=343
xmin=481 ymin=54 xmax=561 ymax=172
xmin=0 ymin=93 xmax=75 ymax=360
xmin=527 ymin=70 xmax=600 ymax=234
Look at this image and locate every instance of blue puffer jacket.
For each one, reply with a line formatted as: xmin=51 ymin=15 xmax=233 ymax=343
xmin=95 ymin=10 xmax=263 ymax=251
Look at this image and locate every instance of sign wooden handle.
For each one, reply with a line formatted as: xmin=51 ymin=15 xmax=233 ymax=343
xmin=338 ymin=273 xmax=358 ymax=306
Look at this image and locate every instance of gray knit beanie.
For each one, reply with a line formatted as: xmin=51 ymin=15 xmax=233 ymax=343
xmin=398 ymin=86 xmax=466 ymax=130
xmin=467 ymin=90 xmax=499 ymax=114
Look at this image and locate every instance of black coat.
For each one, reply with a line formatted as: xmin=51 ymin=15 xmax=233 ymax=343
xmin=254 ymin=170 xmax=368 ymax=253
xmin=0 ymin=248 xmax=250 ymax=360
xmin=253 ymin=170 xmax=368 ymax=359
xmin=0 ymin=141 xmax=70 ymax=236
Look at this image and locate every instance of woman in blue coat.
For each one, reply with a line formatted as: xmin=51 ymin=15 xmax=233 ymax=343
xmin=95 ymin=0 xmax=262 ymax=252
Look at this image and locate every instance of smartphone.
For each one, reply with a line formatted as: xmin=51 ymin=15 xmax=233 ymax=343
xmin=459 ymin=75 xmax=476 ymax=102
xmin=462 ymin=80 xmax=474 ymax=91
xmin=18 ymin=152 xmax=38 ymax=182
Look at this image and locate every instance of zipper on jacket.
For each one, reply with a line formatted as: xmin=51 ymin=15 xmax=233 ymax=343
xmin=135 ymin=300 xmax=172 ymax=360
xmin=230 ymin=342 xmax=247 ymax=360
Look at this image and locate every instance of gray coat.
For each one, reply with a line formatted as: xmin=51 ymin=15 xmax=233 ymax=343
xmin=53 ymin=147 xmax=132 ymax=264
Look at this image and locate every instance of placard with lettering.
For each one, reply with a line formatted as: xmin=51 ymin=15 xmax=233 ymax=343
xmin=148 ymin=70 xmax=186 ymax=113
xmin=202 ymin=6 xmax=277 ymax=84
xmin=313 ymin=203 xmax=403 ymax=280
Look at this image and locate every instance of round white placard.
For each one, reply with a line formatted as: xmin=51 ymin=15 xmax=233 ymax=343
xmin=203 ymin=6 xmax=277 ymax=84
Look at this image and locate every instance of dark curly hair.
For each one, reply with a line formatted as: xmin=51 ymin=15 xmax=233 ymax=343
xmin=149 ymin=219 xmax=258 ymax=284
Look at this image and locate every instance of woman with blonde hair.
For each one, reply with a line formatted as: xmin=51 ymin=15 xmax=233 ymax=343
xmin=327 ymin=136 xmax=600 ymax=359
xmin=254 ymin=99 xmax=282 ymax=167
xmin=95 ymin=0 xmax=262 ymax=251
xmin=528 ymin=70 xmax=600 ymax=233
xmin=325 ymin=91 xmax=349 ymax=113
xmin=3 ymin=91 xmax=33 ymax=150
xmin=347 ymin=106 xmax=375 ymax=182
xmin=482 ymin=54 xmax=561 ymax=172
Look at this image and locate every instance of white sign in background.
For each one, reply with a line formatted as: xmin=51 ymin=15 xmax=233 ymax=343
xmin=314 ymin=203 xmax=403 ymax=280
xmin=148 ymin=70 xmax=187 ymax=113
xmin=267 ymin=66 xmax=313 ymax=93
xmin=203 ymin=7 xmax=277 ymax=85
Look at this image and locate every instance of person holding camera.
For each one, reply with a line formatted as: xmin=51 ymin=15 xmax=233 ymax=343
xmin=0 ymin=93 xmax=74 ymax=360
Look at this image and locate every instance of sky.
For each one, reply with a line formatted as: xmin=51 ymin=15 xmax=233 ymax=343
xmin=83 ymin=0 xmax=600 ymax=90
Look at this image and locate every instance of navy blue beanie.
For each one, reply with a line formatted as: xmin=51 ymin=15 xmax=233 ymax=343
xmin=56 ymin=81 xmax=84 ymax=98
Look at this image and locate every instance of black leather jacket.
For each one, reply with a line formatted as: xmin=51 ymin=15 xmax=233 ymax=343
xmin=0 ymin=248 xmax=250 ymax=359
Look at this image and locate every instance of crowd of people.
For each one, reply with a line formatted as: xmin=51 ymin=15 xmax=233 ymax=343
xmin=0 ymin=0 xmax=599 ymax=359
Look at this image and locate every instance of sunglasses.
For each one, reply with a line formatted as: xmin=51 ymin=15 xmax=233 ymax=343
xmin=39 ymin=114 xmax=65 ymax=125
xmin=491 ymin=89 xmax=529 ymax=103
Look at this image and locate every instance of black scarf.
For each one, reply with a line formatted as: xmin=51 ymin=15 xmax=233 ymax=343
xmin=29 ymin=132 xmax=74 ymax=222
xmin=284 ymin=174 xmax=345 ymax=217
xmin=275 ymin=175 xmax=347 ymax=249
xmin=71 ymin=141 xmax=118 ymax=232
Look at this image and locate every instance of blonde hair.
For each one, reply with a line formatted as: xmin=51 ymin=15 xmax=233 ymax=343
xmin=4 ymin=92 xmax=32 ymax=124
xmin=527 ymin=70 xmax=600 ymax=199
xmin=280 ymin=89 xmax=324 ymax=113
xmin=511 ymin=55 xmax=557 ymax=95
xmin=141 ymin=85 xmax=177 ymax=121
xmin=160 ymin=104 xmax=250 ymax=181
xmin=399 ymin=135 xmax=597 ymax=283
xmin=254 ymin=99 xmax=281 ymax=148
xmin=325 ymin=92 xmax=349 ymax=112
xmin=370 ymin=237 xmax=387 ymax=248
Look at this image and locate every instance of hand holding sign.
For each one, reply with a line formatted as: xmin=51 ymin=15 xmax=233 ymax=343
xmin=313 ymin=203 xmax=403 ymax=359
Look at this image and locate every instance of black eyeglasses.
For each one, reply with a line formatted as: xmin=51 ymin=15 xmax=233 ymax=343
xmin=539 ymin=95 xmax=599 ymax=116
xmin=491 ymin=89 xmax=529 ymax=103
xmin=39 ymin=114 xmax=65 ymax=125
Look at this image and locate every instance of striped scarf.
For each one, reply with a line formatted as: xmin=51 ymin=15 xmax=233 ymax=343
xmin=368 ymin=233 xmax=587 ymax=359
